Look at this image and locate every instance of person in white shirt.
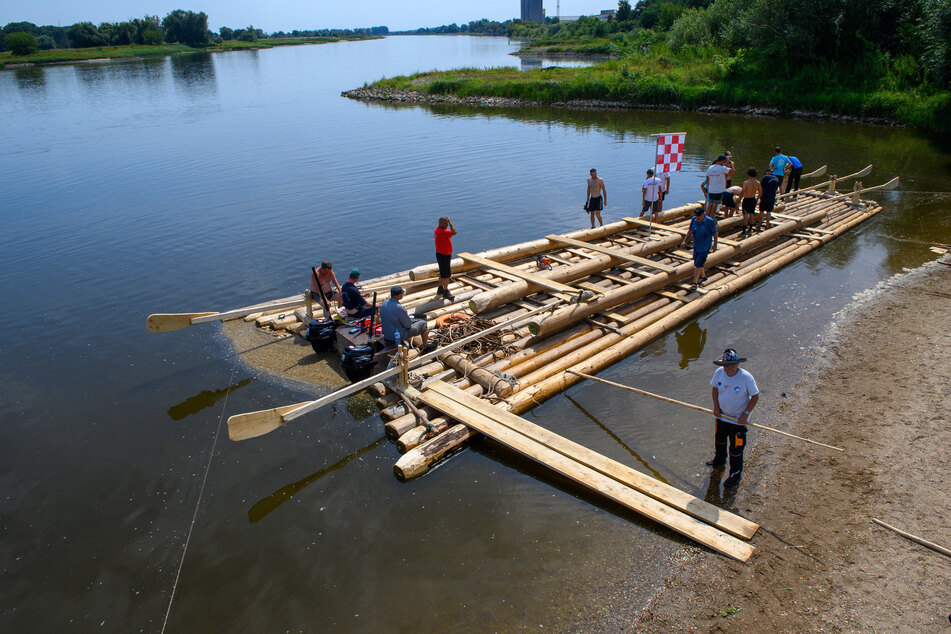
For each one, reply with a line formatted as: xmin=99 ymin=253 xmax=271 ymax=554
xmin=640 ymin=168 xmax=664 ymax=218
xmin=704 ymin=155 xmax=735 ymax=217
xmin=707 ymin=348 xmax=759 ymax=487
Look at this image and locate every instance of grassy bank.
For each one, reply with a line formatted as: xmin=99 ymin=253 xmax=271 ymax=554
xmin=0 ymin=36 xmax=379 ymax=70
xmin=369 ymin=44 xmax=951 ymax=132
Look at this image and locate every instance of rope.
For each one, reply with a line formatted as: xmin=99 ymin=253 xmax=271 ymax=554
xmin=161 ymin=359 xmax=239 ymax=633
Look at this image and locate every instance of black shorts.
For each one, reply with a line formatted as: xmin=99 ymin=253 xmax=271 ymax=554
xmin=707 ymin=192 xmax=723 ymax=202
xmin=587 ymin=196 xmax=603 ymax=211
xmin=436 ymin=252 xmax=452 ymax=279
xmin=721 ymin=192 xmax=736 ymax=208
xmin=759 ymin=198 xmax=776 ymax=212
xmin=742 ymin=197 xmax=757 ymax=215
xmin=642 ymin=200 xmax=661 ymax=215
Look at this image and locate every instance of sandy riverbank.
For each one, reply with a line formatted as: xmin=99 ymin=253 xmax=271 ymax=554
xmin=616 ymin=256 xmax=951 ymax=631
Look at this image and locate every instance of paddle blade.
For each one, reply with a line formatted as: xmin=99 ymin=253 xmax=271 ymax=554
xmin=803 ymin=164 xmax=827 ymax=178
xmin=147 ymin=312 xmax=217 ymax=332
xmin=227 ymin=402 xmax=309 ymax=441
xmin=851 ymin=164 xmax=873 ymax=179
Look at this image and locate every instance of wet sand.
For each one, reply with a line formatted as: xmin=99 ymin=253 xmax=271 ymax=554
xmin=623 ymin=256 xmax=951 ymax=631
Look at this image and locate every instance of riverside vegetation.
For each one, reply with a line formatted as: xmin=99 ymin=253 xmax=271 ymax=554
xmin=366 ymin=0 xmax=951 ymax=132
xmin=0 ymin=11 xmax=384 ymax=69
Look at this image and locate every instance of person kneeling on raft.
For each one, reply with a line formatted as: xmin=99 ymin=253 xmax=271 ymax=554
xmin=380 ymin=285 xmax=437 ymax=352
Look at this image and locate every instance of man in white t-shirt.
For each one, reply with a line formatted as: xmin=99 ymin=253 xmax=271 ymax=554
xmin=640 ymin=168 xmax=664 ymax=218
xmin=704 ymin=155 xmax=735 ymax=217
xmin=707 ymin=348 xmax=759 ymax=487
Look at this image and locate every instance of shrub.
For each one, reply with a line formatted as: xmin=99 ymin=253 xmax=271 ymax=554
xmin=6 ymin=31 xmax=38 ymax=55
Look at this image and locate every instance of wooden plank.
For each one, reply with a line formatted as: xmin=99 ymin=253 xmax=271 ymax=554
xmin=457 ymin=252 xmax=584 ymax=296
xmin=624 ymin=217 xmax=739 ymax=246
xmin=674 ymin=283 xmax=709 ymax=295
xmin=599 ymin=272 xmax=638 ymax=286
xmin=799 ymin=225 xmax=835 ymax=235
xmin=624 ymin=216 xmax=688 ymax=236
xmin=414 ymin=382 xmax=758 ymax=551
xmin=597 ymin=311 xmax=630 ymax=323
xmin=545 ymin=235 xmax=676 ymax=273
xmin=653 ymin=290 xmax=687 ymax=302
xmin=573 ymin=281 xmax=607 ymax=295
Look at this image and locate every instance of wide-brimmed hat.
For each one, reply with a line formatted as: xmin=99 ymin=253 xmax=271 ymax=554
xmin=713 ymin=348 xmax=747 ymax=366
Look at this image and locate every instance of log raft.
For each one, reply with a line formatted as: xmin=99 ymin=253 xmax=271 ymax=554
xmin=151 ymin=168 xmax=897 ymax=559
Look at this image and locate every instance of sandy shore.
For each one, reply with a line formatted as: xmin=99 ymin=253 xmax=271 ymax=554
xmin=622 ymin=256 xmax=951 ymax=631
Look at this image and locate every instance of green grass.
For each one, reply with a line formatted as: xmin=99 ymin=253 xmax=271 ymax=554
xmin=0 ymin=36 xmax=379 ymax=69
xmin=368 ymin=44 xmax=951 ymax=132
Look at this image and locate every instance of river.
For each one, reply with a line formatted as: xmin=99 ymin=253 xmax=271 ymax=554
xmin=1 ymin=35 xmax=950 ymax=631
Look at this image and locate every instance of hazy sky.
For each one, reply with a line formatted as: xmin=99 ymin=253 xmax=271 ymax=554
xmin=0 ymin=1 xmax=616 ymax=32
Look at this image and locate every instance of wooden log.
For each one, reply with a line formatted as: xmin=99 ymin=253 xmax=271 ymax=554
xmin=393 ymin=423 xmax=477 ymax=480
xmin=395 ymin=201 xmax=884 ymax=478
xmin=408 ymin=383 xmax=754 ymax=560
xmin=407 ymin=203 xmax=702 ymax=281
xmin=526 ymin=206 xmax=832 ymax=339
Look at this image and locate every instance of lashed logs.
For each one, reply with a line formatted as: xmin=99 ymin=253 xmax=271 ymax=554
xmin=395 ymin=200 xmax=882 ymax=480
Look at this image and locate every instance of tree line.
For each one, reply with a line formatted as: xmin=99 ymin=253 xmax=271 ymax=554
xmin=401 ymin=0 xmax=951 ymax=90
xmin=1 ymin=11 xmax=388 ymax=55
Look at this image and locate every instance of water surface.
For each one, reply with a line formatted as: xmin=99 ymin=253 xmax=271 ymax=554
xmin=2 ymin=35 xmax=950 ymax=631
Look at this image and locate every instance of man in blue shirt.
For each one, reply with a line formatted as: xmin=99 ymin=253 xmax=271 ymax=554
xmin=769 ymin=147 xmax=791 ymax=192
xmin=379 ymin=286 xmax=435 ymax=351
xmin=340 ymin=269 xmax=377 ymax=321
xmin=680 ymin=206 xmax=718 ymax=291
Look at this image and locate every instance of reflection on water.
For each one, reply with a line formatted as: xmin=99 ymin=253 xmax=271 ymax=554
xmin=13 ymin=66 xmax=45 ymax=91
xmin=565 ymin=394 xmax=670 ymax=485
xmin=166 ymin=377 xmax=254 ymax=420
xmin=675 ymin=321 xmax=707 ymax=369
xmin=247 ymin=437 xmax=386 ymax=523
xmin=170 ymin=52 xmax=217 ymax=90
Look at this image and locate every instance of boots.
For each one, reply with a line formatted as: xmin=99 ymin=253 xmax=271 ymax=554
xmin=724 ymin=453 xmax=743 ymax=487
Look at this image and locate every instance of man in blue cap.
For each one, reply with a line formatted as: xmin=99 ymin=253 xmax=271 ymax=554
xmin=707 ymin=348 xmax=759 ymax=487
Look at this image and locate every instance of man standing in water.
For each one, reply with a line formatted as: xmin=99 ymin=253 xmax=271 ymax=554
xmin=585 ymin=168 xmax=607 ymax=228
xmin=434 ymin=216 xmax=457 ymax=301
xmin=707 ymin=348 xmax=759 ymax=488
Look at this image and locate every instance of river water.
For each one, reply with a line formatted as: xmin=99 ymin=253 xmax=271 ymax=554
xmin=1 ymin=36 xmax=950 ymax=631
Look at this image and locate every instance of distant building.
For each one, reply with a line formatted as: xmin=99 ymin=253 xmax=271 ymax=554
xmin=554 ymin=9 xmax=616 ymax=22
xmin=521 ymin=0 xmax=545 ymax=23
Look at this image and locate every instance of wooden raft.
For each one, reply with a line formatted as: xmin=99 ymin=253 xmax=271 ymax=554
xmin=406 ymin=380 xmax=757 ymax=561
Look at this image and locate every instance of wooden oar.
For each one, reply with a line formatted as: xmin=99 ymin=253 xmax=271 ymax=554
xmin=227 ymin=300 xmax=564 ymax=441
xmin=147 ymin=295 xmax=306 ymax=333
xmin=785 ymin=164 xmax=873 ymax=198
xmin=796 ymin=177 xmax=899 ymax=203
xmin=801 ymin=164 xmax=827 ymax=179
xmin=566 ymin=370 xmax=844 ymax=452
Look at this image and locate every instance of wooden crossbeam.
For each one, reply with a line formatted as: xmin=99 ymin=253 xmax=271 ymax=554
xmin=598 ymin=272 xmax=638 ymax=286
xmin=674 ymin=283 xmax=709 ymax=295
xmin=598 ymin=310 xmax=631 ymax=323
xmin=457 ymin=253 xmax=584 ymax=298
xmin=410 ymin=381 xmax=757 ymax=558
xmin=653 ymin=290 xmax=688 ymax=301
xmin=545 ymin=235 xmax=676 ymax=273
xmin=623 ymin=216 xmax=688 ymax=235
xmin=799 ymin=225 xmax=835 ymax=235
xmin=789 ymin=232 xmax=823 ymax=241
xmin=572 ymin=281 xmax=607 ymax=295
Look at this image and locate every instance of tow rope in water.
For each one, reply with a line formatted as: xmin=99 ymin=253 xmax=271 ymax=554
xmin=161 ymin=358 xmax=240 ymax=633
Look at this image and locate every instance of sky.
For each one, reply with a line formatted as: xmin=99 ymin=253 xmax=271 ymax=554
xmin=0 ymin=1 xmax=617 ymax=32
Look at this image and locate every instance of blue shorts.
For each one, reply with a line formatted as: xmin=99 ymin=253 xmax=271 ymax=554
xmin=693 ymin=249 xmax=710 ymax=268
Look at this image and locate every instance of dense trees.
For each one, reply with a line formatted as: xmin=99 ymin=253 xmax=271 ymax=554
xmin=161 ymin=10 xmax=209 ymax=47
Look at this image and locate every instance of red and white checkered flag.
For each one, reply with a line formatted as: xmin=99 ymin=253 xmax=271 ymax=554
xmin=655 ymin=133 xmax=686 ymax=174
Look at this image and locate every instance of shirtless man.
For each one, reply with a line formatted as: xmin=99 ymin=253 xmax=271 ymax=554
xmin=310 ymin=260 xmax=342 ymax=319
xmin=585 ymin=168 xmax=607 ymax=228
xmin=739 ymin=168 xmax=763 ymax=237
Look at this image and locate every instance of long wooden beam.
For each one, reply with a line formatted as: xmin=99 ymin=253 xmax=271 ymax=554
xmin=412 ymin=381 xmax=757 ymax=556
xmin=545 ymin=234 xmax=676 ymax=273
xmin=457 ymin=252 xmax=592 ymax=299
